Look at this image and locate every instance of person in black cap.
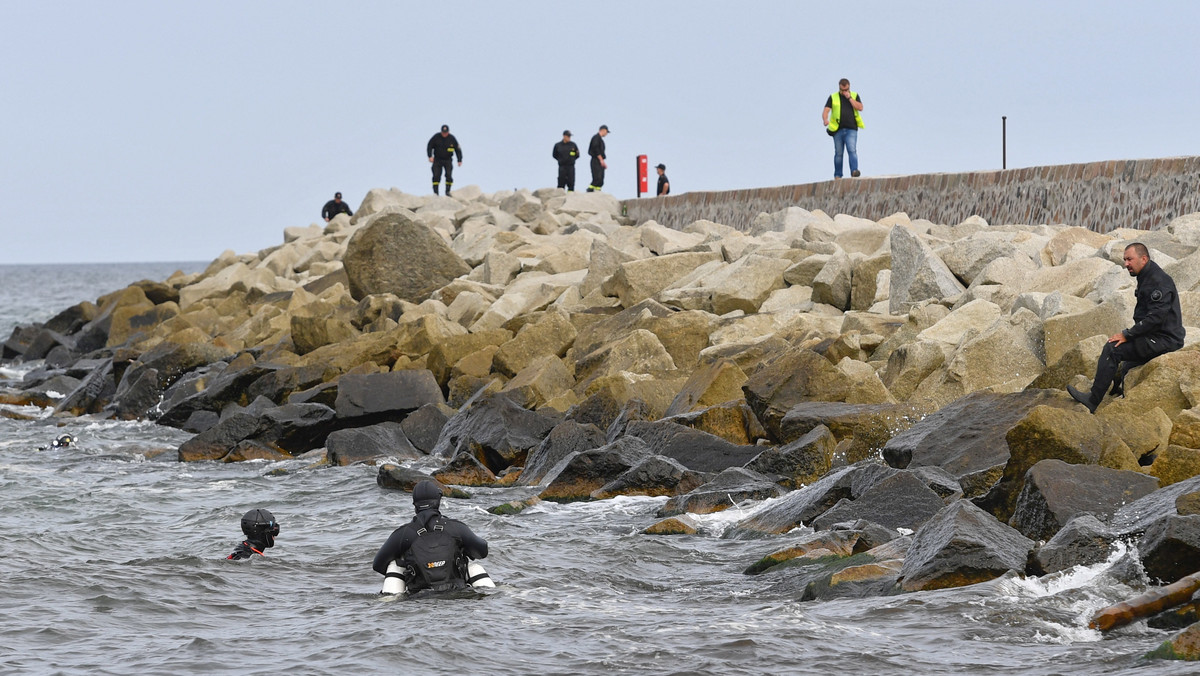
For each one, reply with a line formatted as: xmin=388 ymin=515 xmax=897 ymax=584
xmin=655 ymin=163 xmax=670 ymax=196
xmin=372 ymin=480 xmax=488 ymax=594
xmin=587 ymin=125 xmax=609 ymax=192
xmin=427 ymin=125 xmax=463 ymax=196
xmin=38 ymin=433 xmax=77 ymax=450
xmin=321 ymin=192 xmax=353 ymax=222
xmin=227 ymin=508 xmax=280 ymax=560
xmin=552 ymin=130 xmax=581 ymax=191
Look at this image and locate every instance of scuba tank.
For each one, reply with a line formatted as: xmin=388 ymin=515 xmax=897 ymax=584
xmin=466 ymin=561 xmax=495 ymax=588
xmin=381 ymin=560 xmax=408 ymax=595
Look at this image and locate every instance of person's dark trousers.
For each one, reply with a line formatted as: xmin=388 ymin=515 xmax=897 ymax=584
xmin=588 ymin=157 xmax=604 ymax=192
xmin=1090 ymin=336 xmax=1175 ymax=402
xmin=558 ymin=164 xmax=575 ymax=191
xmin=432 ymin=159 xmax=454 ymax=194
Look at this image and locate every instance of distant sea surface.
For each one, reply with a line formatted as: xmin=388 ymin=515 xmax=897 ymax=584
xmin=0 ymin=262 xmax=1196 ymax=675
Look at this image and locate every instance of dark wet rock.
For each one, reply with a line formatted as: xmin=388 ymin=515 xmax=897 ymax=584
xmin=3 ymin=323 xmax=43 ymax=360
xmin=898 ymin=500 xmax=1034 ymax=592
xmin=538 ymin=436 xmax=654 ymax=502
xmin=908 ymin=465 xmax=964 ymax=503
xmin=779 ymin=401 xmax=924 ymax=464
xmin=156 ymin=358 xmax=276 ymax=428
xmin=1008 ymin=459 xmax=1159 ymax=541
xmin=644 ymin=515 xmax=700 ymax=535
xmin=223 ymin=439 xmax=291 ymax=462
xmin=603 ymin=397 xmax=658 ymax=442
xmin=622 ymin=419 xmax=762 ymax=473
xmin=44 ymin=345 xmax=77 ymax=369
xmin=22 ymin=328 xmax=76 ymax=361
xmin=518 ymin=420 xmax=606 ymax=486
xmin=182 ymin=410 xmax=219 ymax=434
xmin=488 ymin=496 xmax=542 ymax=515
xmin=1030 ymin=514 xmax=1118 ymax=575
xmin=375 ymin=465 xmax=470 ymax=497
xmin=745 ymin=529 xmax=861 ymax=574
xmin=177 ymin=402 xmax=336 ymax=462
xmin=53 ymin=359 xmax=116 ymax=416
xmin=812 ymin=471 xmax=947 ymax=532
xmin=829 ymin=519 xmax=902 ymax=551
xmin=400 ymin=403 xmax=456 ymax=454
xmin=724 ymin=466 xmax=859 ymax=539
xmin=743 ymin=425 xmax=837 ymax=489
xmin=433 ymin=452 xmax=498 ymax=486
xmin=342 ymin=210 xmax=472 ymax=302
xmin=1145 ymin=622 xmax=1200 ymax=661
xmin=661 ymin=401 xmax=769 ymax=446
xmin=287 ymin=380 xmax=339 ymax=407
xmin=564 ymin=389 xmax=624 ymax=431
xmin=743 ymin=347 xmax=864 ymax=441
xmin=43 ymin=301 xmax=97 ymax=335
xmin=178 ymin=412 xmax=263 ymax=462
xmin=1112 ymin=475 xmax=1200 ymax=538
xmin=326 ymin=422 xmax=421 ymax=466
xmin=799 ymin=556 xmax=904 ymax=602
xmin=333 ymin=369 xmax=445 ymax=423
xmin=657 ymin=467 xmax=785 ymax=517
xmin=882 ymin=389 xmax=1076 ymax=498
xmin=245 ymin=363 xmax=331 ymax=404
xmin=1148 ymin=602 xmax=1200 ymax=631
xmin=976 ymin=405 xmax=1140 ymax=523
xmin=108 ymin=365 xmax=162 ymax=420
xmin=591 ymin=455 xmax=707 ymax=499
xmin=432 ymin=393 xmax=560 ymax=473
xmin=1140 ymin=514 xmax=1200 ymax=584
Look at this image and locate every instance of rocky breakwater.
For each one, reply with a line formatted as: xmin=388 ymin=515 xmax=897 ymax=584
xmin=10 ymin=185 xmax=1200 ymax=634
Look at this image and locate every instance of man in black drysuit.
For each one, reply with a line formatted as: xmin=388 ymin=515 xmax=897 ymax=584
xmin=552 ymin=130 xmax=580 ymax=191
xmin=227 ymin=508 xmax=280 ymax=560
xmin=1068 ymin=242 xmax=1186 ymax=413
xmin=587 ymin=124 xmax=609 ymax=192
xmin=321 ymin=192 xmax=353 ymax=221
xmin=372 ymin=480 xmax=488 ymax=593
xmin=427 ymin=124 xmax=463 ymax=196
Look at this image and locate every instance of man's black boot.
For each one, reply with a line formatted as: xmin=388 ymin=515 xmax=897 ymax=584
xmin=1066 ymin=385 xmax=1099 ymax=414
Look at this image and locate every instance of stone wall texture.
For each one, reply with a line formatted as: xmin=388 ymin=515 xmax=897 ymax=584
xmin=623 ymin=156 xmax=1200 ymax=233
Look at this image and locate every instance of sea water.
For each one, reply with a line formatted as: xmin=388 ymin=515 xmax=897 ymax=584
xmin=0 ymin=263 xmax=1194 ymax=675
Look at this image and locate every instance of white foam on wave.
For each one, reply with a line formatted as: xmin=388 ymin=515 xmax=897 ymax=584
xmin=998 ymin=541 xmax=1132 ymax=599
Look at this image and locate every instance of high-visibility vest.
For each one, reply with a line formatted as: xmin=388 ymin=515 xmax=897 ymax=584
xmin=827 ymin=91 xmax=864 ymax=133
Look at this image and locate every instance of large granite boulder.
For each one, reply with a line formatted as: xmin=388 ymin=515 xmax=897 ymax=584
xmin=326 ymin=422 xmax=422 ymax=466
xmin=622 ymin=419 xmax=762 ymax=473
xmin=537 ymin=436 xmax=654 ymax=502
xmin=1030 ymin=514 xmax=1119 ymax=575
xmin=1008 ymin=459 xmax=1159 ymax=541
xmin=898 ymin=499 xmax=1034 ymax=592
xmin=743 ymin=424 xmax=837 ymax=489
xmin=518 ymin=420 xmax=607 ymax=486
xmin=1140 ymin=515 xmax=1200 ymax=584
xmin=657 ymin=467 xmax=785 ymax=516
xmin=591 ymin=455 xmax=706 ymax=499
xmin=812 ymin=471 xmax=948 ymax=532
xmin=431 ymin=393 xmax=559 ymax=472
xmin=724 ymin=464 xmax=896 ymax=538
xmin=889 ymin=226 xmax=966 ymax=314
xmin=333 ymin=370 xmax=445 ymax=424
xmin=342 ymin=210 xmax=471 ymax=302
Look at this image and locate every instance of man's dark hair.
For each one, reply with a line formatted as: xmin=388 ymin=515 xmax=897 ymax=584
xmin=839 ymin=78 xmax=850 ymax=86
xmin=1125 ymin=242 xmax=1150 ymax=259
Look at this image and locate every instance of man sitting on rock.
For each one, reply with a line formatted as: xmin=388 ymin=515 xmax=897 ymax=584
xmin=372 ymin=480 xmax=488 ymax=594
xmin=1068 ymin=242 xmax=1185 ymax=413
xmin=227 ymin=508 xmax=280 ymax=560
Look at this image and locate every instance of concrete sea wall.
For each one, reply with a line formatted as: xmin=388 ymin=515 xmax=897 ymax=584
xmin=623 ymin=156 xmax=1200 ymax=233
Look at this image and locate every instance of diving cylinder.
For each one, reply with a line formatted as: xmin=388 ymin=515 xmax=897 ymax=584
xmin=381 ymin=560 xmax=408 ymax=595
xmin=467 ymin=561 xmax=495 ymax=588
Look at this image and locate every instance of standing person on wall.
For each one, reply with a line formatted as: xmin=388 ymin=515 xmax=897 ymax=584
xmin=822 ymin=78 xmax=864 ymax=179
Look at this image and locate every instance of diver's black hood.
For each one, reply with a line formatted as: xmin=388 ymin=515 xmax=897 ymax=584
xmin=412 ymin=480 xmax=443 ymax=512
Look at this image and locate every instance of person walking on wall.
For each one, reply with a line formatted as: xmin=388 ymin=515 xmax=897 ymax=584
xmin=655 ymin=163 xmax=670 ymax=196
xmin=822 ymin=78 xmax=864 ymax=179
xmin=553 ymin=130 xmax=581 ymax=191
xmin=427 ymin=124 xmax=462 ymax=196
xmin=587 ymin=125 xmax=609 ymax=192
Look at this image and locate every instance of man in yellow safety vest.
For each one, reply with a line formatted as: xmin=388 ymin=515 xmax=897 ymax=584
xmin=822 ymin=78 xmax=864 ymax=179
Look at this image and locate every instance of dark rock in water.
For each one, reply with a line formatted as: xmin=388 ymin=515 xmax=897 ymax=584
xmin=745 ymin=529 xmax=861 ymax=574
xmin=179 ymin=412 xmax=263 ymax=462
xmin=724 ymin=466 xmax=857 ymax=539
xmin=1139 ymin=514 xmax=1200 ymax=584
xmin=431 ymin=393 xmax=559 ymax=473
xmin=742 ymin=347 xmax=859 ymax=441
xmin=519 ymin=420 xmax=606 ymax=486
xmin=1112 ymin=474 xmax=1200 ymax=537
xmin=223 ymin=440 xmax=290 ymax=462
xmin=1148 ymin=601 xmax=1200 ymax=631
xmin=622 ymin=420 xmax=762 ymax=473
xmin=245 ymin=363 xmax=330 ymax=403
xmin=3 ymin=323 xmax=43 ymax=360
xmin=898 ymin=499 xmax=1034 ymax=592
xmin=326 ymin=422 xmax=421 ymax=466
xmin=375 ymin=465 xmax=470 ymax=497
xmin=401 ymin=403 xmax=456 ymax=454
xmin=657 ymin=467 xmax=784 ymax=517
xmin=907 ymin=465 xmax=964 ymax=503
xmin=9 ymin=374 xmax=82 ymax=410
xmin=812 ymin=471 xmax=947 ymax=532
xmin=177 ymin=402 xmax=336 ymax=461
xmin=44 ymin=345 xmax=77 ymax=368
xmin=342 ymin=210 xmax=472 ymax=302
xmin=779 ymin=401 xmax=923 ymax=464
xmin=23 ymin=328 xmax=76 ymax=361
xmin=1144 ymin=620 xmax=1200 ymax=661
xmin=434 ymin=452 xmax=498 ymax=486
xmin=183 ymin=410 xmax=219 ymax=434
xmin=538 ymin=436 xmax=654 ymax=502
xmin=644 ymin=515 xmax=700 ymax=535
xmin=334 ymin=370 xmax=445 ymax=423
xmin=604 ymin=397 xmax=658 ymax=442
xmin=53 ymin=359 xmax=116 ymax=416
xmin=108 ymin=365 xmax=161 ymax=420
xmin=1008 ymin=459 xmax=1159 ymax=541
xmin=565 ymin=389 xmax=624 ymax=432
xmin=1031 ymin=514 xmax=1118 ymax=575
xmin=744 ymin=425 xmax=836 ymax=489
xmin=592 ymin=455 xmax=707 ymax=499
xmin=43 ymin=301 xmax=97 ymax=335
xmin=975 ymin=405 xmax=1138 ymax=522
xmin=882 ymin=389 xmax=1074 ymax=498
xmin=156 ymin=358 xmax=276 ymax=428
xmin=830 ymin=519 xmax=902 ymax=551
xmin=489 ymin=496 xmax=543 ymax=515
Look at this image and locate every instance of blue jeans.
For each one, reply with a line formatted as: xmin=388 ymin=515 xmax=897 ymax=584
xmin=833 ymin=128 xmax=858 ymax=177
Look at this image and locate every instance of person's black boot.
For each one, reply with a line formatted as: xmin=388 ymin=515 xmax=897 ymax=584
xmin=1066 ymin=385 xmax=1099 ymax=414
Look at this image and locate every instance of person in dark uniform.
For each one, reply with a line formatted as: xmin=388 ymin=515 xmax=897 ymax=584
xmin=38 ymin=434 xmax=77 ymax=450
xmin=1068 ymin=242 xmax=1186 ymax=413
xmin=372 ymin=480 xmax=488 ymax=593
xmin=227 ymin=508 xmax=280 ymax=560
xmin=587 ymin=124 xmax=609 ymax=192
xmin=655 ymin=163 xmax=670 ymax=196
xmin=427 ymin=125 xmax=463 ymax=196
xmin=552 ymin=130 xmax=581 ymax=191
xmin=321 ymin=192 xmax=353 ymax=222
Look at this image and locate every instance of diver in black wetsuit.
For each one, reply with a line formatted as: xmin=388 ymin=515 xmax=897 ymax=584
xmin=372 ymin=480 xmax=488 ymax=593
xmin=227 ymin=508 xmax=280 ymax=560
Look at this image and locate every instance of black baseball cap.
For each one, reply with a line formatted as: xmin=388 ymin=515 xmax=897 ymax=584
xmin=599 ymin=124 xmax=610 ymax=132
xmin=563 ymin=130 xmax=572 ymax=136
xmin=655 ymin=163 xmax=666 ymax=170
xmin=441 ymin=124 xmax=449 ymax=132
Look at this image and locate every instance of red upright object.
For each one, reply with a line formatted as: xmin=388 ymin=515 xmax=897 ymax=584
xmin=637 ymin=155 xmax=648 ymax=197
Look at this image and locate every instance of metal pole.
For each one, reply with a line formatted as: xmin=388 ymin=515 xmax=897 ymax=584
xmin=1002 ymin=116 xmax=1007 ymax=170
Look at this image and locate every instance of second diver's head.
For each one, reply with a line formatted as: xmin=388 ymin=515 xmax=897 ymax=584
xmin=412 ymin=480 xmax=443 ymax=513
xmin=52 ymin=434 xmax=76 ymax=448
xmin=240 ymin=508 xmax=280 ymax=548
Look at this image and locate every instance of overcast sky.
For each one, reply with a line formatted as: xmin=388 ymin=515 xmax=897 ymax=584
xmin=2 ymin=0 xmax=1198 ymax=264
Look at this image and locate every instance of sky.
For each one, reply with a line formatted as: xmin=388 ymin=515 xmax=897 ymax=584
xmin=2 ymin=0 xmax=1199 ymax=264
